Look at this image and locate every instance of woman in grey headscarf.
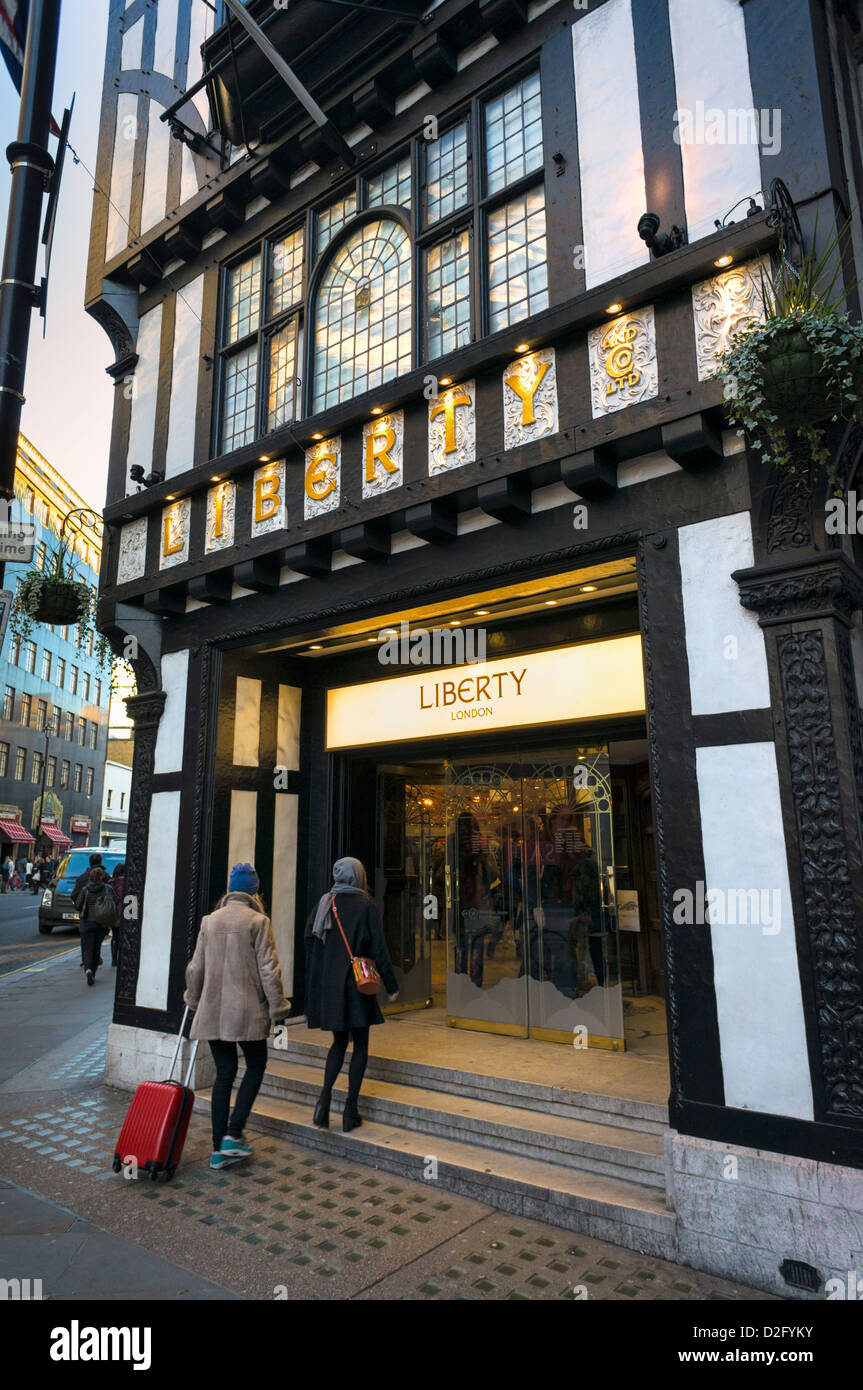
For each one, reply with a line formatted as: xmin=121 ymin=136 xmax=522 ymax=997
xmin=304 ymin=857 xmax=399 ymax=1131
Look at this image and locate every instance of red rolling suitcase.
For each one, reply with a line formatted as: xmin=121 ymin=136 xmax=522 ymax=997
xmin=112 ymin=1007 xmax=199 ymax=1182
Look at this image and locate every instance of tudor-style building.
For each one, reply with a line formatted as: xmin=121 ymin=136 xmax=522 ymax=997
xmin=89 ymin=0 xmax=863 ymax=1295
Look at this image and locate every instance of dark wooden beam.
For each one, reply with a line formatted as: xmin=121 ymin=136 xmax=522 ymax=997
xmin=477 ymin=474 xmax=531 ymax=523
xmin=188 ymin=569 xmax=233 ymax=605
xmin=283 ymin=538 xmax=332 ymax=576
xmin=340 ymin=520 xmax=390 ymax=562
xmin=234 ymin=555 xmax=281 ymax=592
xmin=404 ymin=498 xmax=458 ymax=545
xmin=560 ymin=448 xmax=618 ymax=499
xmin=661 ymin=411 xmax=724 ymax=471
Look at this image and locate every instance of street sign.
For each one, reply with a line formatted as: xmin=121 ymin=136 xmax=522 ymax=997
xmin=0 ymin=524 xmax=35 ymax=563
xmin=0 ymin=587 xmax=13 ymax=647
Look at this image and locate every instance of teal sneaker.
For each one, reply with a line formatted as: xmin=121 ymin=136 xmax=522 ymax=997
xmin=209 ymin=1150 xmax=241 ymax=1170
xmin=220 ymin=1135 xmax=252 ymax=1159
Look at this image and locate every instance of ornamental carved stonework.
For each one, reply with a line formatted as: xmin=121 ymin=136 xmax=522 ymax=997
xmin=588 ymin=307 xmax=658 ymax=419
xmin=362 ymin=410 xmax=403 ymax=499
xmin=116 ymin=687 xmax=166 ymax=1008
xmin=303 ymin=436 xmax=341 ymax=521
xmin=159 ymin=498 xmax=190 ymax=571
xmin=251 ymin=459 xmax=287 ymax=538
xmin=428 ymin=381 xmax=476 ymax=476
xmin=116 ymin=517 xmax=148 ymax=584
xmin=503 ymin=349 xmax=558 ymax=452
xmin=205 ymin=481 xmax=236 ymax=554
xmin=776 ymin=630 xmax=863 ymax=1116
xmin=692 ymin=256 xmax=767 ymax=382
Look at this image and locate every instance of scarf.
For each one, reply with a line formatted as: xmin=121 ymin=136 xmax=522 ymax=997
xmin=311 ymin=857 xmax=369 ymax=940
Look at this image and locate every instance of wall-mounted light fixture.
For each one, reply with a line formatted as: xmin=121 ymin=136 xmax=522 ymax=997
xmin=638 ymin=211 xmax=686 ymax=257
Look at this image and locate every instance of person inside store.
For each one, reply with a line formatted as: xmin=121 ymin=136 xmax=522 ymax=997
xmin=184 ymin=863 xmax=291 ymax=1171
xmin=305 ymin=856 xmax=399 ymax=1133
xmin=454 ymin=812 xmax=498 ymax=988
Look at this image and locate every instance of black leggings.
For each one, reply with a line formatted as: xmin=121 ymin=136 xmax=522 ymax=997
xmin=321 ymin=1027 xmax=370 ymax=1108
xmin=208 ymin=1039 xmax=268 ymax=1150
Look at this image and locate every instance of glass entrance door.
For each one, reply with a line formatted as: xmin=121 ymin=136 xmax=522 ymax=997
xmin=444 ymin=748 xmax=623 ymax=1047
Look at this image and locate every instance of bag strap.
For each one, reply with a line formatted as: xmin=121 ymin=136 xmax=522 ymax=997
xmin=330 ymin=894 xmax=355 ymax=964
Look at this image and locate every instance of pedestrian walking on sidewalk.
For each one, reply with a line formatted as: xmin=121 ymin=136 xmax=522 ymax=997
xmin=1 ymin=855 xmax=12 ymax=893
xmin=74 ymin=867 xmax=114 ymax=985
xmin=184 ymin=863 xmax=290 ymax=1172
xmin=110 ymin=861 xmax=125 ymax=967
xmin=304 ymin=856 xmax=399 ymax=1134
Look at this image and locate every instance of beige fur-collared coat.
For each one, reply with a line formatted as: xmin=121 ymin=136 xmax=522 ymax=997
xmin=184 ymin=893 xmax=290 ymax=1041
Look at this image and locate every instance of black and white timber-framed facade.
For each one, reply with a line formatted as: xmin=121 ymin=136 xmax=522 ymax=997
xmin=87 ymin=0 xmax=863 ymax=1293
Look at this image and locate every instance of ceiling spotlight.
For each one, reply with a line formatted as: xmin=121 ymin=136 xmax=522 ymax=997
xmin=439 ymin=377 xmax=452 ymax=386
xmin=371 ymin=407 xmax=383 ymax=416
xmin=638 ymin=210 xmax=686 ymax=258
xmin=449 ymin=620 xmax=461 ymax=626
xmin=309 ymin=644 xmax=323 ymax=651
xmin=515 ymin=342 xmax=530 ymax=354
xmin=258 ymin=454 xmax=270 ymax=462
xmin=474 ymin=609 xmax=489 ymax=616
xmin=210 ymin=475 xmax=222 ymax=483
xmin=605 ymin=303 xmax=622 ymax=315
xmin=545 ymin=600 xmax=557 ymax=606
xmin=165 ymin=494 xmax=176 ymax=502
xmin=581 ymin=584 xmax=597 ymax=592
xmin=312 ymin=432 xmax=322 ymax=440
xmin=714 ymin=253 xmax=733 ymax=268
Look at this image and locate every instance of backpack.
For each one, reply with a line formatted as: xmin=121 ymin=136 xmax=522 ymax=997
xmin=92 ymin=883 xmax=117 ymax=926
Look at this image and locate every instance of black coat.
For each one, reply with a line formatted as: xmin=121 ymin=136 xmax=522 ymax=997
xmin=304 ymin=893 xmax=398 ymax=1031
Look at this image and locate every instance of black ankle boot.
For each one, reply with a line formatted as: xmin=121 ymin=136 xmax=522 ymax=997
xmin=313 ymin=1094 xmax=330 ymax=1128
xmin=342 ymin=1101 xmax=362 ymax=1133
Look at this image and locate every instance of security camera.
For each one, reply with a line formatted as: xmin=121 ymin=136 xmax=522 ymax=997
xmin=638 ymin=212 xmax=686 ymax=257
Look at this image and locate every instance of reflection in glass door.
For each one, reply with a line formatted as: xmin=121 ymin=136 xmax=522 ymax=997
xmin=444 ymin=749 xmax=623 ymax=1048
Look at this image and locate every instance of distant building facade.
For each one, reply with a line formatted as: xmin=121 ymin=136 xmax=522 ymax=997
xmin=99 ymin=737 xmax=133 ymax=848
xmin=0 ymin=436 xmax=111 ymax=860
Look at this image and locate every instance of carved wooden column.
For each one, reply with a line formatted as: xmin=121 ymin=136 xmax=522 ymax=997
xmin=115 ymin=683 xmax=166 ymax=1015
xmin=734 ymin=435 xmax=863 ymax=1124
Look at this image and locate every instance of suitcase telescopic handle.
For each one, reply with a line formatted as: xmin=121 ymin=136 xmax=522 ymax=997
xmin=167 ymin=1005 xmax=199 ymax=1087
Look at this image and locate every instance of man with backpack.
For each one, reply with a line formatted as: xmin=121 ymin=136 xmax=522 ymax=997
xmin=73 ymin=866 xmax=117 ymax=986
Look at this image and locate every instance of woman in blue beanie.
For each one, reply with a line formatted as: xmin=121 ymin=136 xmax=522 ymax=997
xmin=184 ymin=863 xmax=291 ymax=1169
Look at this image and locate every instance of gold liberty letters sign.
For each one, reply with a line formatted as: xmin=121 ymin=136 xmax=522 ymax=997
xmin=304 ymin=436 xmax=341 ymax=520
xmin=502 ymin=348 xmax=558 ymax=450
xmin=251 ymin=459 xmax=287 ymax=538
xmin=159 ymin=498 xmax=190 ymax=570
xmin=205 ymin=481 xmax=236 ymax=553
xmin=362 ymin=412 xmax=403 ymax=499
xmin=428 ymin=381 xmax=475 ymax=475
xmin=588 ymin=308 xmax=658 ymax=418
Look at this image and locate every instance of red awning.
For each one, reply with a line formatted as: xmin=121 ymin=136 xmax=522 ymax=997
xmin=0 ymin=820 xmax=34 ymax=842
xmin=39 ymin=825 xmax=71 ymax=846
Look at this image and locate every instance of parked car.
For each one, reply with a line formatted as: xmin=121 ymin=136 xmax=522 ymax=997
xmin=38 ymin=847 xmax=125 ymax=935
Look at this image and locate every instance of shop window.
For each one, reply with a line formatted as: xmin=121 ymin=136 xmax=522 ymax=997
xmin=483 ymin=71 xmax=543 ymax=197
xmin=487 ymin=185 xmax=548 ymax=333
xmin=314 ymin=191 xmax=357 ymax=259
xmin=0 ymin=742 xmax=8 ymax=777
xmin=14 ymin=747 xmax=25 ymax=780
xmin=312 ymin=217 xmax=412 ymax=412
xmin=422 ymin=122 xmax=470 ymax=227
xmin=60 ymin=759 xmax=70 ymax=789
xmin=423 ymin=229 xmax=471 ymax=361
xmin=367 ymin=156 xmax=412 ymax=212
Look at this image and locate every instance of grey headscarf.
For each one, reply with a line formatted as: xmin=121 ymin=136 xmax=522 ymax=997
xmin=311 ymin=857 xmax=369 ymax=941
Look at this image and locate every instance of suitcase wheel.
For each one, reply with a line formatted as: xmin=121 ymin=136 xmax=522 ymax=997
xmin=165 ymin=1166 xmax=176 ymax=1182
xmin=112 ymin=1155 xmax=121 ymax=1173
xmin=149 ymin=1168 xmax=159 ymax=1181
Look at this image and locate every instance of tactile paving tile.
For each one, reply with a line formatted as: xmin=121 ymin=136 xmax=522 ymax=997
xmin=44 ymin=1036 xmax=108 ymax=1082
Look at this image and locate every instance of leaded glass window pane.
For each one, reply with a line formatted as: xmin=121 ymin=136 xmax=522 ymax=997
xmin=315 ymin=192 xmax=358 ymax=259
xmin=423 ymin=122 xmax=470 ymax=226
xmin=424 ymin=229 xmax=471 ymax=361
xmin=225 ymin=254 xmax=261 ymax=344
xmin=367 ymin=157 xmax=412 ymax=211
xmin=484 ymin=72 xmax=543 ymax=196
xmin=269 ymin=227 xmax=305 ymax=316
xmin=267 ymin=318 xmax=300 ymax=431
xmin=221 ymin=344 xmax=258 ymax=451
xmin=487 ymin=186 xmax=548 ymax=333
xmin=313 ymin=218 xmax=412 ymax=412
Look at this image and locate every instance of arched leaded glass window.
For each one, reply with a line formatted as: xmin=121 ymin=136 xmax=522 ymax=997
xmin=312 ymin=217 xmax=412 ymax=413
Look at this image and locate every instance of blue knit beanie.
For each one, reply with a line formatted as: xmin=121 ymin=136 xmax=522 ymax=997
xmin=229 ymin=862 xmax=259 ymax=895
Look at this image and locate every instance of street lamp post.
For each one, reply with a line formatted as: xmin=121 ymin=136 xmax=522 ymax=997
xmin=35 ymin=708 xmax=56 ymax=856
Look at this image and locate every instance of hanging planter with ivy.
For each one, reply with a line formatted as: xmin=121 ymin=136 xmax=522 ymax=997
xmin=8 ymin=507 xmax=112 ymax=673
xmin=717 ymin=224 xmax=863 ymax=486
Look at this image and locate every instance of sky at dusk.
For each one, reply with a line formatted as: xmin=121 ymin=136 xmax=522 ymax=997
xmin=0 ymin=0 xmax=113 ymax=511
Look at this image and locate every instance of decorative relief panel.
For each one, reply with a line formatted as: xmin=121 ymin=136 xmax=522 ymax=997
xmin=117 ymin=517 xmax=148 ymax=584
xmin=503 ymin=348 xmax=558 ymax=452
xmin=304 ymin=436 xmax=341 ymax=521
xmin=205 ymin=481 xmax=236 ymax=554
xmin=159 ymin=498 xmax=190 ymax=570
xmin=692 ymin=256 xmax=767 ymax=382
xmin=588 ymin=307 xmax=658 ymax=418
xmin=428 ymin=381 xmax=475 ymax=476
xmin=362 ymin=411 xmax=403 ymax=499
xmin=251 ymin=459 xmax=286 ymax=538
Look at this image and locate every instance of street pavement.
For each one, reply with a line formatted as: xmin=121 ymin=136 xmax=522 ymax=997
xmin=0 ymin=913 xmax=776 ymax=1302
xmin=0 ymin=885 xmax=79 ymax=979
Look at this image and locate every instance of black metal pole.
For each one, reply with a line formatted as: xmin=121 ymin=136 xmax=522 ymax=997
xmin=0 ymin=0 xmax=62 ymax=520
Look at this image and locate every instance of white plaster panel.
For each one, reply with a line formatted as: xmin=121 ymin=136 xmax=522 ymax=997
xmin=180 ymin=144 xmax=198 ymax=208
xmin=153 ymin=649 xmax=189 ymax=776
xmin=617 ymin=451 xmax=683 ymax=488
xmin=588 ymin=307 xmax=658 ymax=418
xmin=572 ymin=0 xmax=648 ymax=289
xmin=692 ymin=257 xmax=767 ymax=382
xmin=233 ymin=676 xmax=261 ymax=767
xmin=395 ymin=82 xmax=431 ymax=115
xmin=272 ymin=795 xmax=298 ymax=994
xmin=106 ymin=93 xmax=138 ymax=261
xmin=165 ymin=275 xmax=204 ymax=477
xmin=121 ymin=17 xmax=143 ymax=70
xmin=135 ymin=790 xmax=181 ymax=1011
xmin=277 ymin=685 xmax=302 ymax=771
xmin=457 ymin=35 xmax=498 ymax=70
xmin=678 ymin=512 xmax=771 ymax=714
xmin=141 ymin=100 xmax=171 ymax=235
xmin=696 ymin=744 xmax=813 ymax=1120
xmin=227 ymin=790 xmax=258 ymax=886
xmin=116 ymin=517 xmax=148 ymax=584
xmin=187 ymin=0 xmax=215 ymax=126
xmin=668 ymin=0 xmax=764 ymax=243
xmin=127 ymin=304 xmax=163 ymax=477
xmin=153 ymin=0 xmax=179 ymax=80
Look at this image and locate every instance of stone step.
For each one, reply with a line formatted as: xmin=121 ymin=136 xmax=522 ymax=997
xmin=196 ymin=1089 xmax=678 ymax=1259
xmin=258 ymin=1059 xmax=666 ymax=1188
xmin=269 ymin=1036 xmax=668 ymax=1136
